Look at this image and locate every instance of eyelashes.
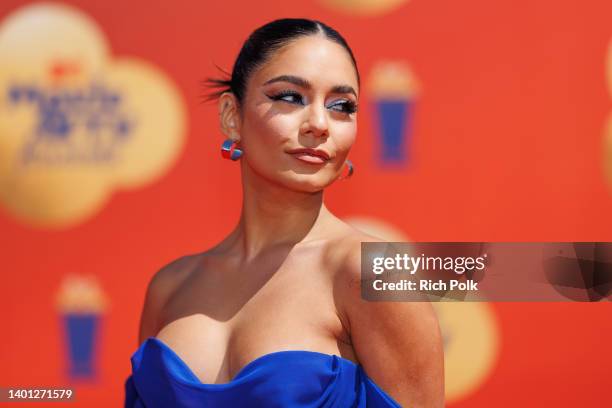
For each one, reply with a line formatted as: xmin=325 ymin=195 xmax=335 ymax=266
xmin=266 ymin=90 xmax=358 ymax=115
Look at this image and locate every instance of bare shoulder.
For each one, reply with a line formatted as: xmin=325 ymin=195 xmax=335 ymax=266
xmin=324 ymin=228 xmax=385 ymax=314
xmin=149 ymin=254 xmax=200 ymax=290
xmin=329 ymin=233 xmax=445 ymax=407
xmin=137 ymin=253 xmax=202 ymax=344
xmin=320 ymin=224 xmax=383 ymax=272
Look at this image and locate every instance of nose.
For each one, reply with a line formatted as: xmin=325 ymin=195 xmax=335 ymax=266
xmin=301 ymin=103 xmax=329 ymax=139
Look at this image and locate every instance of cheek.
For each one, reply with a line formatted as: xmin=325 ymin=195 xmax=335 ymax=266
xmin=331 ymin=121 xmax=357 ymax=155
xmin=239 ymin=107 xmax=300 ymax=176
xmin=242 ymin=106 xmax=298 ymax=151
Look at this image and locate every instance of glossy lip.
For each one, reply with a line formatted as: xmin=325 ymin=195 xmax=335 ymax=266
xmin=286 ymin=147 xmax=331 ymax=161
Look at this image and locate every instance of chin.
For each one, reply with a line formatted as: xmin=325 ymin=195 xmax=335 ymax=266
xmin=282 ymin=173 xmax=333 ymax=193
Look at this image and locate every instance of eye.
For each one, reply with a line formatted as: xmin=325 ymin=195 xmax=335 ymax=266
xmin=266 ymin=90 xmax=304 ymax=105
xmin=266 ymin=91 xmax=358 ymax=115
xmin=327 ymin=99 xmax=358 ymax=114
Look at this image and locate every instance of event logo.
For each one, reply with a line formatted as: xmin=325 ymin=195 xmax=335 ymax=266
xmin=604 ymin=38 xmax=612 ymax=191
xmin=318 ymin=0 xmax=410 ymax=16
xmin=56 ymin=274 xmax=109 ymax=380
xmin=0 ymin=3 xmax=186 ymax=227
xmin=368 ymin=61 xmax=420 ymax=165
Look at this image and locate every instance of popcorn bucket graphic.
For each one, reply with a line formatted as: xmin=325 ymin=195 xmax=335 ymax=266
xmin=56 ymin=274 xmax=109 ymax=379
xmin=369 ymin=62 xmax=420 ymax=165
xmin=63 ymin=313 xmax=100 ymax=377
xmin=375 ymin=99 xmax=413 ymax=162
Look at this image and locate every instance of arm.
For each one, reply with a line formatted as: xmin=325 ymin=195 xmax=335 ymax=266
xmin=126 ymin=256 xmax=194 ymax=407
xmin=335 ymin=239 xmax=445 ymax=407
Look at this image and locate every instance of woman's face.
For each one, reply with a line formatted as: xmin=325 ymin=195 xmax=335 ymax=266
xmin=236 ymin=34 xmax=359 ymax=193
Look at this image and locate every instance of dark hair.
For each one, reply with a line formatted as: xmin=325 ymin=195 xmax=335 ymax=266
xmin=202 ymin=18 xmax=359 ymax=105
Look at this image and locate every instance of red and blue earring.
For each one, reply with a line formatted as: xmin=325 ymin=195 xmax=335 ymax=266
xmin=221 ymin=139 xmax=243 ymax=161
xmin=338 ymin=159 xmax=354 ymax=180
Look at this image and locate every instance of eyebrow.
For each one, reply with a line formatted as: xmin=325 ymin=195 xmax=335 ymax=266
xmin=263 ymin=75 xmax=357 ymax=97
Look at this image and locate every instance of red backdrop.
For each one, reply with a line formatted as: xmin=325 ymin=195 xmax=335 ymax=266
xmin=1 ymin=0 xmax=610 ymax=406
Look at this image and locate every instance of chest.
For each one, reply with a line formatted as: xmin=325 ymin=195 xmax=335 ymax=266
xmin=153 ymin=248 xmax=349 ymax=384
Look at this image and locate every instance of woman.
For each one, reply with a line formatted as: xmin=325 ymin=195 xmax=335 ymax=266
xmin=125 ymin=18 xmax=444 ymax=407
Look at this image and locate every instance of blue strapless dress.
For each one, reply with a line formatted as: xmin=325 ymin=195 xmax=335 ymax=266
xmin=125 ymin=337 xmax=402 ymax=407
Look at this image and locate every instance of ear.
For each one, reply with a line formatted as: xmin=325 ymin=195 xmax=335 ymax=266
xmin=218 ymin=92 xmax=242 ymax=141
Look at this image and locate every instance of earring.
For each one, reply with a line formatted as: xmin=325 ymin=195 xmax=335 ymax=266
xmin=338 ymin=159 xmax=354 ymax=180
xmin=221 ymin=139 xmax=243 ymax=161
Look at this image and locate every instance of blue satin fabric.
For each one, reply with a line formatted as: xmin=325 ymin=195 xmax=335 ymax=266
xmin=125 ymin=337 xmax=402 ymax=407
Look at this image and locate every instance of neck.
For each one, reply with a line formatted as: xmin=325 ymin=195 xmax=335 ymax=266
xmin=226 ymin=165 xmax=332 ymax=262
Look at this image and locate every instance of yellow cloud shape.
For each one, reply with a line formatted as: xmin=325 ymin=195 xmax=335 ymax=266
xmin=319 ymin=0 xmax=410 ymax=16
xmin=433 ymin=302 xmax=500 ymax=403
xmin=0 ymin=3 xmax=185 ymax=228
